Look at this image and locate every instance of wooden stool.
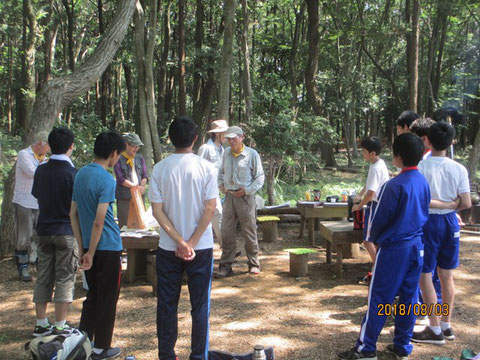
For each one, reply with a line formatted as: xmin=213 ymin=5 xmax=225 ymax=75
xmin=285 ymin=248 xmax=317 ymax=277
xmin=258 ymin=216 xmax=280 ymax=242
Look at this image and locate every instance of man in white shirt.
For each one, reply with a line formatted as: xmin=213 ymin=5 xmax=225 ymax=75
xmin=13 ymin=130 xmax=50 ymax=282
xmin=149 ymin=116 xmax=217 ymax=360
xmin=198 ymin=119 xmax=228 ymax=247
xmin=353 ymin=136 xmax=390 ymax=284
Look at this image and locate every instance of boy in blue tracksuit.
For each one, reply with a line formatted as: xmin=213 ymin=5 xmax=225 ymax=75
xmin=339 ymin=133 xmax=430 ymax=360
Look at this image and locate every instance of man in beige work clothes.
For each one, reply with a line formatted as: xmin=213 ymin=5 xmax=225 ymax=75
xmin=215 ymin=126 xmax=264 ymax=278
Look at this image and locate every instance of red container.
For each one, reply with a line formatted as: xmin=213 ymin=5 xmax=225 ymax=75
xmin=353 ymin=209 xmax=364 ymax=230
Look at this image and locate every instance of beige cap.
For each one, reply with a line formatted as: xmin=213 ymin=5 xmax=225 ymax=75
xmin=207 ymin=119 xmax=229 ymax=133
xmin=33 ymin=130 xmax=49 ymax=143
xmin=224 ymin=126 xmax=244 ymax=138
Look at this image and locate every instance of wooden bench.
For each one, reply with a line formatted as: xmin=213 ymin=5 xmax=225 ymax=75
xmin=318 ymin=221 xmax=364 ymax=278
xmin=122 ymin=235 xmax=159 ymax=283
xmin=297 ymin=203 xmax=349 ymax=245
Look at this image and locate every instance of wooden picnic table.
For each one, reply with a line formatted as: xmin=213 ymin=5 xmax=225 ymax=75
xmin=297 ymin=202 xmax=349 ymax=244
xmin=318 ymin=221 xmax=364 ymax=278
xmin=122 ymin=234 xmax=159 ymax=283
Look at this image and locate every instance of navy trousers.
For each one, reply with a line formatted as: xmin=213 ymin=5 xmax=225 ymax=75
xmin=355 ymin=240 xmax=423 ymax=355
xmin=156 ymin=247 xmax=213 ymax=360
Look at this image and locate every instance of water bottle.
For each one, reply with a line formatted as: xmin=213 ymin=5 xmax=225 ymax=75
xmin=253 ymin=344 xmax=267 ymax=360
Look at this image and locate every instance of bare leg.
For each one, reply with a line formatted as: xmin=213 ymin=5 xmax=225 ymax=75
xmin=437 ymin=268 xmax=455 ymax=324
xmin=35 ymin=303 xmax=48 ymax=320
xmin=363 ymin=241 xmax=377 ymax=265
xmin=419 ymin=272 xmax=440 ymax=326
xmin=55 ymin=303 xmax=70 ymax=322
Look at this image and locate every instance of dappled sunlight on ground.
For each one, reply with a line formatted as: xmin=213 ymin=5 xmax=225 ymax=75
xmin=0 ymin=223 xmax=479 ymax=359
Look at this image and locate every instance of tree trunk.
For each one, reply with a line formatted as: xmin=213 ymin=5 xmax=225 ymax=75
xmin=240 ymin=0 xmax=253 ymax=124
xmin=19 ymin=0 xmax=37 ymax=132
xmin=192 ymin=0 xmax=204 ymax=113
xmin=304 ymin=0 xmax=336 ymax=167
xmin=407 ymin=0 xmax=420 ymax=112
xmin=178 ymin=0 xmax=187 ymax=116
xmin=217 ymin=0 xmax=237 ymax=121
xmin=0 ymin=0 xmax=136 ymax=256
xmin=469 ymin=126 xmax=480 ymax=179
xmin=157 ymin=0 xmax=172 ymax=135
xmin=289 ymin=2 xmax=304 ymax=121
xmin=123 ymin=61 xmax=134 ymax=122
xmin=134 ymin=2 xmax=154 ymax=172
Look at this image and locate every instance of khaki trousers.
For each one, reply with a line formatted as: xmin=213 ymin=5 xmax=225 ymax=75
xmin=220 ymin=193 xmax=259 ymax=268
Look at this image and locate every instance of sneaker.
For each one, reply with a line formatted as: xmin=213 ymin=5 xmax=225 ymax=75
xmin=411 ymin=326 xmax=445 ymax=344
xmin=443 ymin=327 xmax=455 ymax=340
xmin=33 ymin=324 xmax=53 ymax=337
xmin=214 ymin=265 xmax=233 ymax=279
xmin=385 ymin=344 xmax=408 ymax=360
xmin=19 ymin=266 xmax=32 ymax=282
xmin=52 ymin=323 xmax=75 ymax=336
xmin=91 ymin=347 xmax=121 ymax=360
xmin=249 ymin=266 xmax=261 ymax=275
xmin=338 ymin=347 xmax=377 ymax=360
xmin=359 ymin=272 xmax=372 ymax=285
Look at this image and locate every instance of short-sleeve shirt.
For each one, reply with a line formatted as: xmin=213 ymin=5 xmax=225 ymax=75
xmin=418 ymin=156 xmax=470 ymax=215
xmin=72 ymin=163 xmax=122 ymax=251
xmin=148 ymin=153 xmax=219 ymax=251
xmin=366 ymin=159 xmax=390 ymax=202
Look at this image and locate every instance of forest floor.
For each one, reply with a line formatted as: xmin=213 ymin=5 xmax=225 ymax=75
xmin=0 ymin=223 xmax=479 ymax=360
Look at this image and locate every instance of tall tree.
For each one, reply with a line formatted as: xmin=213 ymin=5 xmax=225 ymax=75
xmin=217 ymin=0 xmax=237 ymax=121
xmin=0 ymin=0 xmax=137 ymax=255
xmin=240 ymin=0 xmax=253 ymax=124
xmin=178 ymin=0 xmax=187 ymax=116
xmin=305 ymin=0 xmax=336 ymax=167
xmin=406 ymin=0 xmax=420 ymax=112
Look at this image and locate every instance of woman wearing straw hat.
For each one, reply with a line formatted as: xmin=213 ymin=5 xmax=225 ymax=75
xmin=198 ymin=120 xmax=228 ymax=247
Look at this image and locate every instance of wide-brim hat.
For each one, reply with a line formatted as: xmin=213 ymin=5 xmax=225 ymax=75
xmin=224 ymin=126 xmax=244 ymax=138
xmin=207 ymin=119 xmax=229 ymax=133
xmin=123 ymin=133 xmax=144 ymax=146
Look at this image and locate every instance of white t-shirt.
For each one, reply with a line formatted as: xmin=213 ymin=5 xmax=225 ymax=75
xmin=366 ymin=159 xmax=390 ymax=202
xmin=418 ymin=156 xmax=470 ymax=214
xmin=148 ymin=153 xmax=219 ymax=251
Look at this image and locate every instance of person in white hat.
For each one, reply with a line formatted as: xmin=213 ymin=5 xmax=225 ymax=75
xmin=197 ymin=120 xmax=228 ymax=247
xmin=13 ymin=130 xmax=50 ymax=281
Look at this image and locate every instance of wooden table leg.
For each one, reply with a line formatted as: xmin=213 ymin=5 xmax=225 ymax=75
xmin=326 ymin=240 xmax=332 ymax=264
xmin=336 ymin=244 xmax=343 ymax=278
xmin=299 ymin=216 xmax=306 ymax=239
xmin=308 ymin=218 xmax=315 ymax=245
xmin=126 ymin=248 xmax=137 ymax=283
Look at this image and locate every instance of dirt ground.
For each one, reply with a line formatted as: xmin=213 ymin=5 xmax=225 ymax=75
xmin=1 ymin=223 xmax=479 ymax=360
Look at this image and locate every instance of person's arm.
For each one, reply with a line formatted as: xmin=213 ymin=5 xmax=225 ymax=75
xmin=18 ymin=150 xmax=38 ymax=178
xmin=243 ymin=151 xmax=265 ymax=196
xmin=457 ymin=192 xmax=472 ymax=212
xmin=352 ymin=190 xmax=375 ymax=211
xmin=354 ymin=186 xmax=366 ymax=202
xmin=430 ymin=198 xmax=460 ymax=210
xmin=80 ymin=202 xmax=109 ymax=270
xmin=188 ymin=198 xmax=216 ymax=248
xmin=69 ymin=201 xmax=85 ymax=260
xmin=151 ymin=202 xmax=195 ymax=260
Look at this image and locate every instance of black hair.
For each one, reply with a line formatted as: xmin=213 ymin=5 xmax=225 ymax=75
xmin=409 ymin=117 xmax=436 ymax=137
xmin=396 ymin=110 xmax=420 ymax=129
xmin=93 ymin=130 xmax=126 ymax=160
xmin=48 ymin=127 xmax=75 ymax=155
xmin=360 ymin=136 xmax=382 ymax=155
xmin=393 ymin=133 xmax=424 ymax=166
xmin=168 ymin=116 xmax=198 ymax=148
xmin=428 ymin=121 xmax=455 ymax=151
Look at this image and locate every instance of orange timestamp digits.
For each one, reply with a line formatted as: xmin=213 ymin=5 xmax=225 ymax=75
xmin=377 ymin=303 xmax=450 ymax=317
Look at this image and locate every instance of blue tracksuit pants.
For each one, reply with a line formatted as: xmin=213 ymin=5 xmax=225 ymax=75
xmin=156 ymin=247 xmax=213 ymax=360
xmin=356 ymin=239 xmax=423 ymax=355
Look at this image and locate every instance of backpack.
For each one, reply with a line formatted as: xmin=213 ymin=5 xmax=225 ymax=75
xmin=26 ymin=328 xmax=92 ymax=360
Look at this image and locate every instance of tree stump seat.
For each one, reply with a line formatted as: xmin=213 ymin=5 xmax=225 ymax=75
xmin=285 ymin=248 xmax=317 ymax=277
xmin=258 ymin=216 xmax=280 ymax=243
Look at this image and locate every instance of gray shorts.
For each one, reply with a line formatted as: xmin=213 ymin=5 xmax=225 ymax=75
xmin=33 ymin=235 xmax=79 ymax=303
xmin=15 ymin=203 xmax=38 ymax=252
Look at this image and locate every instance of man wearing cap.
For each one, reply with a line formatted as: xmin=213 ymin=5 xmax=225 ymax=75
xmin=216 ymin=126 xmax=264 ymax=277
xmin=198 ymin=120 xmax=228 ymax=247
xmin=13 ymin=130 xmax=50 ymax=281
xmin=113 ymin=133 xmax=148 ymax=228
